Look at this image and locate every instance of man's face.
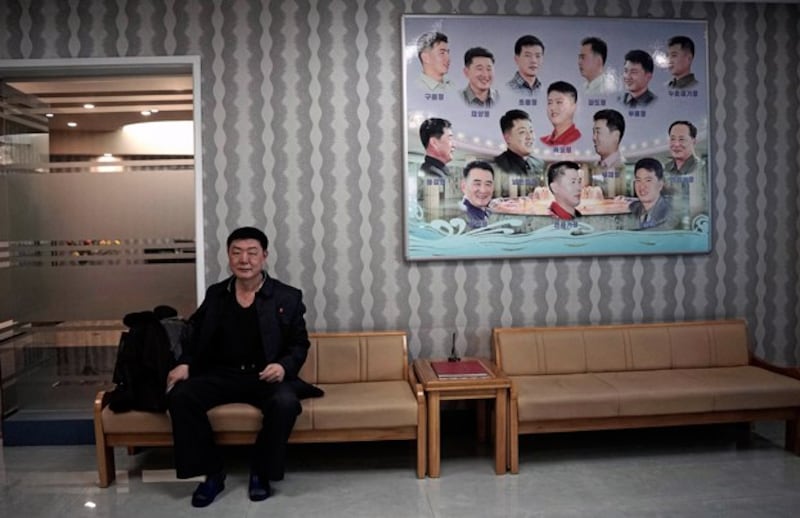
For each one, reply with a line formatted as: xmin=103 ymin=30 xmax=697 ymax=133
xmin=591 ymin=119 xmax=620 ymax=159
xmin=623 ymin=61 xmax=652 ymax=96
xmin=578 ymin=44 xmax=602 ymax=80
xmin=551 ymin=168 xmax=583 ymax=209
xmin=463 ymin=56 xmax=494 ymax=95
xmin=669 ymin=123 xmax=696 ymax=163
xmin=228 ymin=238 xmax=267 ymax=282
xmin=504 ymin=118 xmax=534 ymax=157
xmin=461 ymin=167 xmax=494 ymax=208
xmin=514 ymin=45 xmax=544 ymax=81
xmin=421 ymin=41 xmax=450 ymax=79
xmin=634 ymin=167 xmax=664 ymax=205
xmin=429 ymin=128 xmax=455 ymax=163
xmin=546 ymin=90 xmax=577 ymax=128
xmin=667 ymin=44 xmax=692 ymax=78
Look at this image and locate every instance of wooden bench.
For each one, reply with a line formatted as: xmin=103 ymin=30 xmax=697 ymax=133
xmin=94 ymin=330 xmax=427 ymax=486
xmin=492 ymin=319 xmax=800 ymax=473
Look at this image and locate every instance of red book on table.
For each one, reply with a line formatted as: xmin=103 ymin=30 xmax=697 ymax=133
xmin=431 ymin=359 xmax=489 ymax=379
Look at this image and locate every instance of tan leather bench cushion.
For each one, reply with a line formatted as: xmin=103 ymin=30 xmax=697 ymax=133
xmin=595 ymin=370 xmax=715 ymax=415
xmin=102 ymin=406 xmax=173 ymax=434
xmin=683 ymin=366 xmax=800 ymax=411
xmin=515 ymin=367 xmax=800 ymax=421
xmin=514 ymin=374 xmax=619 ymax=421
xmin=102 ymin=400 xmax=314 ymax=434
xmin=102 ymin=379 xmax=420 ymax=434
xmin=312 ymin=381 xmax=418 ymax=429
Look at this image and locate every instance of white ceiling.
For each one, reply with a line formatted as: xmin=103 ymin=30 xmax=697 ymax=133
xmin=3 ymin=73 xmax=193 ymax=132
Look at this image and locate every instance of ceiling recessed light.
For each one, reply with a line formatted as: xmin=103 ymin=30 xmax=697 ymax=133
xmin=67 ymin=122 xmax=77 ymax=127
xmin=150 ymin=109 xmax=159 ymax=114
xmin=83 ymin=103 xmax=95 ymax=109
xmin=141 ymin=110 xmax=152 ymax=116
xmin=45 ymin=113 xmax=54 ymax=118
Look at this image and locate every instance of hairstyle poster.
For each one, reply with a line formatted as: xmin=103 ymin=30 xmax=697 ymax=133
xmin=403 ymin=15 xmax=710 ymax=261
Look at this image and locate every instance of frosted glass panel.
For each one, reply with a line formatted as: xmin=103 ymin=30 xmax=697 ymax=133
xmin=1 ymin=176 xmax=9 ymax=321
xmin=6 ymin=169 xmax=195 ymax=321
xmin=13 ymin=263 xmax=194 ymax=321
xmin=8 ymin=170 xmax=193 ymax=240
xmin=0 ymin=175 xmax=8 ymax=239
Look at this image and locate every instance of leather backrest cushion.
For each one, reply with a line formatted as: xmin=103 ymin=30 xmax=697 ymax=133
xmin=313 ymin=333 xmax=407 ymax=383
xmin=494 ymin=320 xmax=750 ymax=374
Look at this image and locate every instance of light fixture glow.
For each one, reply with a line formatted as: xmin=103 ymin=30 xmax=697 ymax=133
xmin=83 ymin=103 xmax=95 ymax=109
xmin=141 ymin=110 xmax=152 ymax=116
xmin=122 ymin=120 xmax=194 ymax=155
xmin=45 ymin=113 xmax=54 ymax=118
xmin=67 ymin=121 xmax=77 ymax=128
xmin=95 ymin=153 xmax=122 ymax=173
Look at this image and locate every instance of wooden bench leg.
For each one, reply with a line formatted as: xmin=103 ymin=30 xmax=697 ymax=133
xmin=509 ymin=398 xmax=519 ymax=474
xmin=416 ymin=393 xmax=427 ymax=479
xmin=93 ymin=391 xmax=116 ymax=487
xmin=416 ymin=435 xmax=426 ymax=479
xmin=95 ymin=435 xmax=115 ymax=487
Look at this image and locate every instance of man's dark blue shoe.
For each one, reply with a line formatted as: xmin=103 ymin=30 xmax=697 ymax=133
xmin=191 ymin=472 xmax=226 ymax=508
xmin=248 ymin=472 xmax=271 ymax=502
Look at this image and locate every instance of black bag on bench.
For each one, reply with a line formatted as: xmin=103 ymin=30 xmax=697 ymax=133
xmin=108 ymin=305 xmax=184 ymax=412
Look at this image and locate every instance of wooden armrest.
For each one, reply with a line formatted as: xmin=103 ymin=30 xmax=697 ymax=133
xmin=750 ymin=354 xmax=800 ymax=380
xmin=493 ymin=364 xmax=509 ymax=379
xmin=508 ymin=379 xmax=518 ymax=400
xmin=408 ymin=365 xmax=425 ymax=401
xmin=94 ymin=390 xmax=112 ymax=413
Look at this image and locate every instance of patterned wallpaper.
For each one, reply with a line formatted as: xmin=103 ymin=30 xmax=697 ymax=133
xmin=2 ymin=0 xmax=798 ymax=363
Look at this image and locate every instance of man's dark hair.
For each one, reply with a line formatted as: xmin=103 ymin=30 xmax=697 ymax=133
xmin=547 ymin=161 xmax=581 ymax=188
xmin=593 ymin=109 xmax=626 ymax=141
xmin=416 ymin=31 xmax=448 ymax=63
xmin=419 ymin=117 xmax=452 ymax=148
xmin=624 ymin=49 xmax=654 ymax=74
xmin=668 ymin=120 xmax=697 ymax=139
xmin=464 ymin=46 xmax=494 ymax=67
xmin=499 ymin=109 xmax=530 ymax=134
xmin=634 ymin=157 xmax=664 ymax=180
xmin=667 ymin=35 xmax=695 ymax=58
xmin=581 ymin=36 xmax=607 ymax=64
xmin=463 ymin=160 xmax=494 ymax=179
xmin=514 ymin=35 xmax=545 ymax=56
xmin=547 ymin=81 xmax=578 ymax=103
xmin=227 ymin=227 xmax=269 ymax=250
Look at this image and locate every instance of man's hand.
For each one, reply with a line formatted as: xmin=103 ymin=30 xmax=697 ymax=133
xmin=166 ymin=364 xmax=190 ymax=392
xmin=259 ymin=363 xmax=285 ymax=383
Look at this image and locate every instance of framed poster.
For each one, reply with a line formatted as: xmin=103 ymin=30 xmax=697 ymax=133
xmin=402 ymin=15 xmax=710 ymax=261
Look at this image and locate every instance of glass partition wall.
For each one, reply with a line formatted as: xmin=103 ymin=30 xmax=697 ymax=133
xmin=0 ymin=59 xmax=201 ymax=443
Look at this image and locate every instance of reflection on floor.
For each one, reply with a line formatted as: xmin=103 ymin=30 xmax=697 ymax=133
xmin=2 ymin=341 xmax=116 ymax=445
xmin=2 ymin=420 xmax=800 ymax=517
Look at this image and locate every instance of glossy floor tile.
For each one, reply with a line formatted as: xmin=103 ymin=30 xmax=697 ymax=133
xmin=1 ymin=421 xmax=800 ymax=517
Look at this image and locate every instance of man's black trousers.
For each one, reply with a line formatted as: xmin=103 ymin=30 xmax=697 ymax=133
xmin=167 ymin=368 xmax=301 ymax=481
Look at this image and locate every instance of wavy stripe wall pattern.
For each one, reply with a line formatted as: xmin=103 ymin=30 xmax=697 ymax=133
xmin=2 ymin=0 xmax=799 ymax=363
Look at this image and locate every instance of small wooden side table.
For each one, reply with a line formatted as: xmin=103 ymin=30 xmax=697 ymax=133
xmin=413 ymin=357 xmax=511 ymax=478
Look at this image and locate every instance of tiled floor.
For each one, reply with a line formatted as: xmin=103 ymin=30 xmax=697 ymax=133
xmin=1 ymin=421 xmax=800 ymax=517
